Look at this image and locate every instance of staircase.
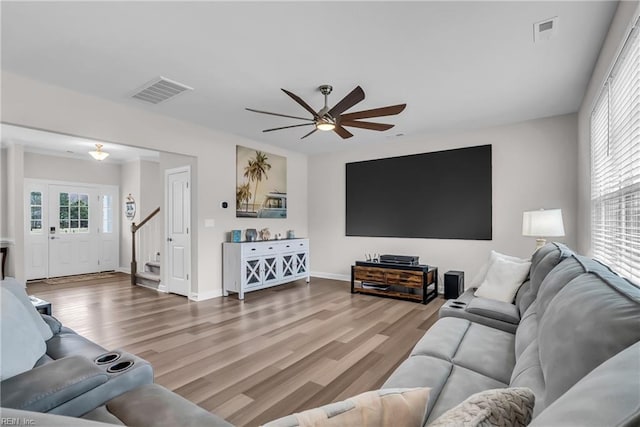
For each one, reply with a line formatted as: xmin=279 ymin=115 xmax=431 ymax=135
xmin=137 ymin=260 xmax=161 ymax=289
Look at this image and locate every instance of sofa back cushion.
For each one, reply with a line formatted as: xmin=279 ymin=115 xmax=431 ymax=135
xmin=517 ymin=243 xmax=574 ymax=314
xmin=529 ymin=341 xmax=640 ymax=427
xmin=537 ymin=255 xmax=640 ymax=407
xmin=0 ymin=287 xmax=47 ymax=380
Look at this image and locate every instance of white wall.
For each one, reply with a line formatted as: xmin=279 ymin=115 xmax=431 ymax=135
xmin=24 ymin=152 xmax=121 ymax=185
xmin=6 ymin=144 xmax=25 ymax=279
xmin=0 ymin=147 xmax=8 ymax=241
xmin=577 ymin=1 xmax=640 ymax=255
xmin=1 ymin=72 xmax=308 ymax=299
xmin=119 ymin=160 xmax=140 ymax=269
xmin=308 ymin=114 xmax=578 ymax=287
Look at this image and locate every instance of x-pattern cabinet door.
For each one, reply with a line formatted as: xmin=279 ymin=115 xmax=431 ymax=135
xmin=263 ymin=254 xmax=279 ymax=285
xmin=295 ymin=251 xmax=308 ymax=276
xmin=281 ymin=253 xmax=295 ymax=279
xmin=243 ymin=257 xmax=262 ymax=288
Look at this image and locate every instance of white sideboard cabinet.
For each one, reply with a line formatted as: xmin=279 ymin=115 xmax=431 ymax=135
xmin=222 ymin=239 xmax=310 ymax=300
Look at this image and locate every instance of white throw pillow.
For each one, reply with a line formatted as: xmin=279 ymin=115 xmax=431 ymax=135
xmin=474 ymin=256 xmax=531 ymax=303
xmin=469 ymin=250 xmax=530 ymax=289
xmin=1 ymin=277 xmax=53 ymax=341
xmin=1 ymin=287 xmax=47 ymax=380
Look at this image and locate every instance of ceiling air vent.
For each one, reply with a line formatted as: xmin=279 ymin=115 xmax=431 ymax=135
xmin=131 ymin=77 xmax=193 ymax=104
xmin=534 ymin=16 xmax=558 ymax=43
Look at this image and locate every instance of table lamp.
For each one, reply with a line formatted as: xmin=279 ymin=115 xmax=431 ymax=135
xmin=522 ymin=208 xmax=565 ymax=249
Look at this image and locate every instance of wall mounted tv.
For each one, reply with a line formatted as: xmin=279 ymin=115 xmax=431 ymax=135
xmin=346 ymin=144 xmax=492 ymax=240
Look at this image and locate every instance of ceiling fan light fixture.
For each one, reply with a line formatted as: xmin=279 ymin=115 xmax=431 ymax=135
xmin=89 ymin=143 xmax=109 ymax=161
xmin=316 ymin=118 xmax=335 ymax=131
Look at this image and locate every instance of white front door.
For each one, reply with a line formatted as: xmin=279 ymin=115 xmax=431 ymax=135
xmin=48 ymin=185 xmax=97 ymax=277
xmin=165 ymin=167 xmax=191 ymax=297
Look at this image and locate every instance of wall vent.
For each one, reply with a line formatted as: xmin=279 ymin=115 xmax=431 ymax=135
xmin=534 ymin=16 xmax=558 ymax=43
xmin=131 ymin=77 xmax=193 ymax=104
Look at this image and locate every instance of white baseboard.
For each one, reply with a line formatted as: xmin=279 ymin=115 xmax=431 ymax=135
xmin=115 ymin=266 xmax=130 ymax=274
xmin=189 ymin=289 xmax=224 ymax=301
xmin=310 ymin=271 xmax=350 ymax=282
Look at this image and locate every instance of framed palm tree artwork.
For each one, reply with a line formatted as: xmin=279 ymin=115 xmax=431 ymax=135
xmin=236 ymin=146 xmax=287 ymax=218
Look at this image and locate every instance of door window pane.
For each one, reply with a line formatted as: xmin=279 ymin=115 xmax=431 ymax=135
xmin=59 ymin=192 xmax=89 ymax=233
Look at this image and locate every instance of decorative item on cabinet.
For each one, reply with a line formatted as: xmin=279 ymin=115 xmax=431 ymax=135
xmin=287 ymin=230 xmax=295 ymax=239
xmin=259 ymin=228 xmax=271 ymax=240
xmin=245 ymin=228 xmax=257 ymax=242
xmin=231 ymin=230 xmax=242 ymax=242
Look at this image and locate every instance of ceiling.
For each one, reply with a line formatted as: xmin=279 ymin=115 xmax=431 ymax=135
xmin=1 ymin=1 xmax=618 ymax=155
xmin=1 ymin=124 xmax=159 ymax=163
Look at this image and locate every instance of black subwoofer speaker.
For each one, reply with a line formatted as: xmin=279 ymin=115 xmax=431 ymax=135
xmin=444 ymin=271 xmax=465 ymax=299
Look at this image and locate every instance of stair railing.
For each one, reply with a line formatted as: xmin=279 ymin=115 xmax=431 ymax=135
xmin=131 ymin=207 xmax=160 ymax=286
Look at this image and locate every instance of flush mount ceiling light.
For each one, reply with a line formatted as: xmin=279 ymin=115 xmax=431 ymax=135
xmin=89 ymin=143 xmax=109 ymax=161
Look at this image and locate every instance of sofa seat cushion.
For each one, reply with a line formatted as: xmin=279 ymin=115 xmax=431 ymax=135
xmin=410 ymin=318 xmax=515 ymax=384
xmin=83 ymin=384 xmax=233 ymax=427
xmin=46 ymin=329 xmax=108 ymax=361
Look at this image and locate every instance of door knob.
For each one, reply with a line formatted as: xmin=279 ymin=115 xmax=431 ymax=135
xmin=167 ymin=237 xmax=173 ymax=242
xmin=50 ymin=237 xmax=56 ymax=240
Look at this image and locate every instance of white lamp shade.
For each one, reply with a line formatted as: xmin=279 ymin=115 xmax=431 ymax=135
xmin=522 ymin=209 xmax=565 ymax=237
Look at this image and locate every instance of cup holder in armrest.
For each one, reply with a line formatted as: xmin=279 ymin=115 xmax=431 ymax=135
xmin=95 ymin=352 xmax=121 ymax=365
xmin=450 ymin=301 xmax=467 ymax=309
xmin=107 ymin=360 xmax=134 ymax=373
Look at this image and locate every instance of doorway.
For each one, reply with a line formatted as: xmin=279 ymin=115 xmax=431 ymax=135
xmin=24 ymin=180 xmax=119 ymax=280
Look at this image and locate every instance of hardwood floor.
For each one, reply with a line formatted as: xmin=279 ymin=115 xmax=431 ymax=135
xmin=27 ymin=273 xmax=444 ymax=426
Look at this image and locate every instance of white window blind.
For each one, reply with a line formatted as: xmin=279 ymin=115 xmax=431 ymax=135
xmin=591 ymin=18 xmax=640 ymax=284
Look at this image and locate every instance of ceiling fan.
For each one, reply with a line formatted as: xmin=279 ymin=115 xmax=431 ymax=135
xmin=246 ymin=85 xmax=406 ymax=140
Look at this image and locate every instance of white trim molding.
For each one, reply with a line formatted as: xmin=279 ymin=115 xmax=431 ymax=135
xmin=310 ymin=271 xmax=350 ymax=282
xmin=189 ymin=289 xmax=224 ymax=301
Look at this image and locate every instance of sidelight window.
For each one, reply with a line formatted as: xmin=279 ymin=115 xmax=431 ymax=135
xmin=29 ymin=191 xmax=43 ymax=233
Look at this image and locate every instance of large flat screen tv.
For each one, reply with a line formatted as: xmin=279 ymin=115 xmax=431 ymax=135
xmin=346 ymin=145 xmax=492 ymax=240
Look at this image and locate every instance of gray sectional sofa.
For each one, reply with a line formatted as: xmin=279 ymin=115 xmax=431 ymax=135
xmin=383 ymin=242 xmax=640 ymax=425
xmin=2 ymin=242 xmax=639 ymax=426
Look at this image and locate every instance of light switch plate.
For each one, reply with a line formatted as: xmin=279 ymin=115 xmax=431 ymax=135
xmin=204 ymin=219 xmax=215 ymax=228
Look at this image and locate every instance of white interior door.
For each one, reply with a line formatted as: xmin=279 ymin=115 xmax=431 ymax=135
xmin=165 ymin=167 xmax=191 ymax=297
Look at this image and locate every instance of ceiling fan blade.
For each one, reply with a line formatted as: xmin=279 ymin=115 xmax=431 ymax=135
xmin=339 ymin=104 xmax=407 ymax=121
xmin=340 ymin=120 xmax=395 ymax=131
xmin=246 ymin=108 xmax=314 ymax=122
xmin=300 ymin=128 xmax=318 ymax=139
xmin=281 ymin=89 xmax=320 ymax=119
xmin=333 ymin=125 xmax=354 ymax=139
xmin=327 ymin=86 xmax=365 ymax=117
xmin=263 ymin=123 xmax=315 ymax=133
